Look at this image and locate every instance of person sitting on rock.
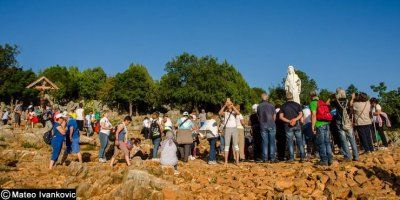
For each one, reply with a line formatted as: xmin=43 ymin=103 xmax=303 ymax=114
xmin=49 ymin=113 xmax=67 ymax=169
xmin=110 ymin=116 xmax=133 ymax=167
xmin=160 ymin=130 xmax=179 ymax=174
xmin=61 ymin=111 xmax=83 ymax=165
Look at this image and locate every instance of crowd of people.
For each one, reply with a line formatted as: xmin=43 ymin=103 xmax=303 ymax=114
xmin=0 ymin=87 xmax=392 ymax=171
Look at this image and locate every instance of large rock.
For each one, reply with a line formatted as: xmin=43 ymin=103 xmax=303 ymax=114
xmin=79 ymin=134 xmax=95 ymax=145
xmin=67 ymin=162 xmax=88 ymax=177
xmin=274 ymin=179 xmax=294 ymax=192
xmin=379 ymin=155 xmax=395 ymax=165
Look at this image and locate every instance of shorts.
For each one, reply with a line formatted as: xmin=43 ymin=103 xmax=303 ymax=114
xmin=65 ymin=137 xmax=80 ymax=154
xmin=112 ymin=142 xmax=130 ymax=158
xmin=14 ymin=113 xmax=21 ymax=125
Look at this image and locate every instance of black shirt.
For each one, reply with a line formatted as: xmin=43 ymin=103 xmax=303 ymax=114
xmin=280 ymin=101 xmax=302 ymax=130
xmin=257 ymin=101 xmax=276 ymax=128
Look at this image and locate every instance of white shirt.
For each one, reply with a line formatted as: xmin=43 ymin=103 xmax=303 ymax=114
xmin=100 ymin=117 xmax=112 ymax=135
xmin=236 ymin=114 xmax=244 ymax=129
xmin=224 ymin=111 xmax=237 ymax=128
xmin=143 ymin=119 xmax=151 ymax=128
xmin=302 ymin=108 xmax=311 ymax=124
xmin=164 ymin=118 xmax=173 ymax=131
xmin=372 ymin=104 xmax=382 ymax=123
xmin=2 ymin=111 xmax=9 ymax=120
xmin=76 ymin=108 xmax=84 ymax=120
xmin=200 ymin=119 xmax=219 ymax=137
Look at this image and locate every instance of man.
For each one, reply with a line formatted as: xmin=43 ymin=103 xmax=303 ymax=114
xmin=257 ymin=93 xmax=276 ymax=163
xmin=13 ymin=101 xmax=23 ymax=128
xmin=199 ymin=109 xmax=207 ymax=127
xmin=302 ymin=105 xmax=315 ymax=159
xmin=61 ymin=111 xmax=83 ymax=164
xmin=249 ymin=104 xmax=261 ymax=161
xmin=279 ymin=93 xmax=305 ymax=163
xmin=310 ymin=90 xmax=333 ymax=166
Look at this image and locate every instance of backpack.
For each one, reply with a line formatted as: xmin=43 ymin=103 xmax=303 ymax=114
xmin=108 ymin=125 xmax=120 ymax=141
xmin=43 ymin=130 xmax=53 ymax=145
xmin=315 ymin=100 xmax=333 ymax=122
xmin=337 ymin=100 xmax=352 ymax=131
xmin=150 ymin=120 xmax=161 ymax=139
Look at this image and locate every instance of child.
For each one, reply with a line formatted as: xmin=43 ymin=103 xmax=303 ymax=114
xmin=160 ymin=131 xmax=179 ymax=175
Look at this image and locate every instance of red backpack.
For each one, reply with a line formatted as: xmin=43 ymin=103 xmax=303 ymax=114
xmin=315 ymin=100 xmax=333 ymax=121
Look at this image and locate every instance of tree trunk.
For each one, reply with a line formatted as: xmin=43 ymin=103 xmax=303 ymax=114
xmin=135 ymin=104 xmax=139 ymax=116
xmin=129 ymin=102 xmax=133 ymax=117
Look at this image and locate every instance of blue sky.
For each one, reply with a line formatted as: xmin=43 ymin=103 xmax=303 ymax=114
xmin=1 ymin=0 xmax=399 ymax=95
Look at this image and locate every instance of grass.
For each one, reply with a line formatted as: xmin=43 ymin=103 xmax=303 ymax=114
xmin=21 ymin=142 xmax=39 ymax=149
xmin=0 ymin=136 xmax=4 ymax=141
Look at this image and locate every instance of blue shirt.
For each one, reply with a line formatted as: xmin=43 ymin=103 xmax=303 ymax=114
xmin=67 ymin=119 xmax=80 ymax=139
xmin=257 ymin=100 xmax=276 ymax=129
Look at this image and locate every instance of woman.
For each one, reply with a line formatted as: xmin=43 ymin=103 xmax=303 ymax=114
xmin=110 ymin=116 xmax=133 ymax=167
xmin=98 ymin=112 xmax=112 ymax=163
xmin=75 ymin=103 xmax=85 ymax=131
xmin=160 ymin=130 xmax=179 ymax=174
xmin=370 ymin=98 xmax=389 ymax=149
xmin=49 ymin=113 xmax=67 ymax=169
xmin=175 ymin=111 xmax=195 ymax=162
xmin=351 ymin=92 xmax=374 ymax=154
xmin=219 ymin=98 xmax=240 ymax=165
xmin=236 ymin=105 xmax=245 ymax=161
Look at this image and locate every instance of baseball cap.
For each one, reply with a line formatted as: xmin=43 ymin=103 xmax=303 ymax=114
xmin=55 ymin=113 xmax=66 ymax=119
xmin=183 ymin=111 xmax=189 ymax=116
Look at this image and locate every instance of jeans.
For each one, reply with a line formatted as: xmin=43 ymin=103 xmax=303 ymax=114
xmin=152 ymin=137 xmax=161 ymax=158
xmin=260 ymin=126 xmax=276 ymax=161
xmin=98 ymin=132 xmax=109 ymax=159
xmin=179 ymin=144 xmax=191 ymax=162
xmin=303 ymin=123 xmax=316 ymax=156
xmin=286 ymin=127 xmax=305 ymax=161
xmin=355 ymin=125 xmax=374 ymax=152
xmin=219 ymin=135 xmax=225 ymax=153
xmin=315 ymin=125 xmax=333 ymax=164
xmin=208 ymin=138 xmax=217 ymax=161
xmin=338 ymin=127 xmax=359 ymax=160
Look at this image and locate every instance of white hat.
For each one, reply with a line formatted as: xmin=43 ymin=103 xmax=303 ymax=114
xmin=252 ymin=104 xmax=258 ymax=112
xmin=55 ymin=113 xmax=66 ymax=119
xmin=183 ymin=111 xmax=189 ymax=116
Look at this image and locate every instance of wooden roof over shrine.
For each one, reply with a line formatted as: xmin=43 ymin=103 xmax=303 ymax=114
xmin=26 ymin=76 xmax=59 ymax=90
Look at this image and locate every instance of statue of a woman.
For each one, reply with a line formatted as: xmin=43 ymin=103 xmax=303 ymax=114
xmin=284 ymin=65 xmax=302 ymax=104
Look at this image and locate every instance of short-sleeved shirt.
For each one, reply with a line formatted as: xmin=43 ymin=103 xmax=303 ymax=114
xmin=236 ymin=114 xmax=244 ymax=129
xmin=257 ymin=101 xmax=276 ymax=129
xmin=281 ymin=101 xmax=302 ymax=130
xmin=309 ymin=98 xmax=330 ymax=128
xmin=302 ymin=108 xmax=311 ymax=124
xmin=76 ymin=108 xmax=84 ymax=120
xmin=372 ymin=104 xmax=382 ymax=123
xmin=199 ymin=113 xmax=207 ymax=122
xmin=353 ymin=101 xmax=372 ymax=126
xmin=2 ymin=111 xmax=9 ymax=120
xmin=177 ymin=117 xmax=194 ymax=130
xmin=224 ymin=111 xmax=237 ymax=128
xmin=67 ymin=118 xmax=80 ymax=139
xmin=100 ymin=117 xmax=112 ymax=135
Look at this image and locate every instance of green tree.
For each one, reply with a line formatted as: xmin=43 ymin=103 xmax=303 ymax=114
xmin=0 ymin=44 xmax=38 ymax=103
xmin=159 ymin=53 xmax=255 ymax=113
xmin=370 ymin=82 xmax=400 ymax=127
xmin=78 ymin=67 xmax=107 ymax=99
xmin=346 ymin=84 xmax=359 ymax=98
xmin=113 ymin=64 xmax=156 ymax=116
xmin=40 ymin=65 xmax=80 ymax=102
xmin=319 ymin=89 xmax=333 ymax=102
xmin=98 ymin=76 xmax=116 ymax=104
xmin=268 ymin=86 xmax=286 ymax=107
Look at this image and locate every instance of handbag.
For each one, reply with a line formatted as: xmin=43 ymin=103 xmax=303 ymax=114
xmin=176 ymin=118 xmax=193 ymax=144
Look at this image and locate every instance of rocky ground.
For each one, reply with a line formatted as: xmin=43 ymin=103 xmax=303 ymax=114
xmin=1 ymin=124 xmax=400 ymax=200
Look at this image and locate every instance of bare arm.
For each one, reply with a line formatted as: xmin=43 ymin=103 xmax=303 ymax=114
xmin=57 ymin=122 xmax=67 ymax=135
xmin=350 ymin=93 xmax=355 ymax=107
xmin=231 ymin=106 xmax=241 ymax=115
xmin=69 ymin=125 xmax=74 ymax=139
xmin=115 ymin=124 xmax=124 ymax=144
xmin=219 ymin=105 xmax=227 ymax=116
xmin=311 ymin=111 xmax=317 ymax=134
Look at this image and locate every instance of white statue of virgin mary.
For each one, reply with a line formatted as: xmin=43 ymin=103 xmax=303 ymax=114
xmin=284 ymin=65 xmax=302 ymax=104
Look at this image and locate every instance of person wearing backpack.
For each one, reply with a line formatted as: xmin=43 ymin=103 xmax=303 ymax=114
xmin=310 ymin=90 xmax=333 ymax=166
xmin=351 ymin=92 xmax=374 ymax=154
xmin=109 ymin=116 xmax=133 ymax=167
xmin=150 ymin=112 xmax=163 ymax=160
xmin=279 ymin=92 xmax=305 ymax=163
xmin=332 ymin=88 xmax=359 ymax=161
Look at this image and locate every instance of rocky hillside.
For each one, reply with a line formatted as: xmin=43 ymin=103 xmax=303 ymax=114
xmin=1 ymin=125 xmax=400 ymax=199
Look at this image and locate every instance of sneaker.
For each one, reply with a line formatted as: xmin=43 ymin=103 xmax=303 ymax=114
xmin=99 ymin=158 xmax=106 ymax=163
xmin=188 ymin=156 xmax=196 ymax=161
xmin=208 ymin=161 xmax=217 ymax=165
